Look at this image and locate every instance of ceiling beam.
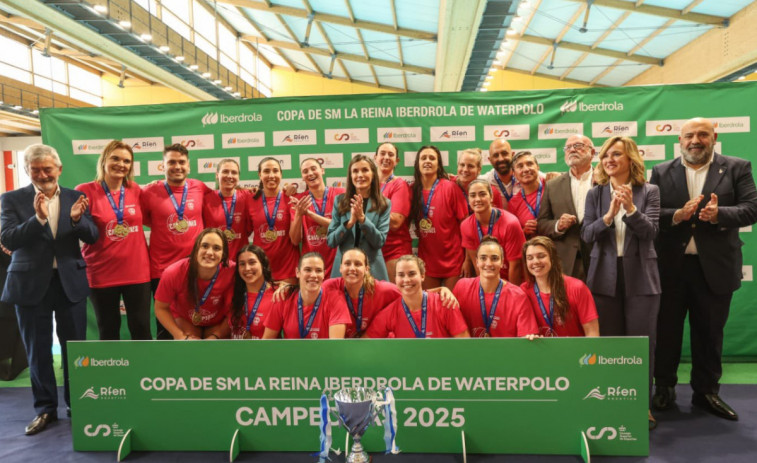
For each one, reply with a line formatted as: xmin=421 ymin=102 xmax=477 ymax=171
xmin=530 ymin=4 xmax=585 ymax=74
xmin=504 ymin=66 xmax=604 ymax=88
xmin=500 ymin=0 xmax=543 ymax=71
xmin=627 ymin=18 xmax=675 ymax=56
xmin=435 ymin=0 xmax=487 ymax=91
xmin=272 ymin=65 xmax=409 ymax=93
xmin=217 ymin=0 xmax=437 ymax=41
xmin=590 ymin=58 xmax=623 ymax=85
xmin=242 ymin=36 xmax=434 ymax=75
xmin=236 ymin=8 xmax=297 ymax=71
xmin=563 ymin=0 xmax=728 ymax=26
xmin=519 ymin=34 xmax=662 ymax=65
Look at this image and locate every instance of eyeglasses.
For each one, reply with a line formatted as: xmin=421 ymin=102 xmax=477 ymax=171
xmin=563 ymin=143 xmax=587 ymax=152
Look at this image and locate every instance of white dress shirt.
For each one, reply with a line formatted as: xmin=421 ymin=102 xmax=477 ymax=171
xmin=608 ymin=182 xmax=636 ymax=257
xmin=678 ymin=157 xmax=713 ymax=255
xmin=34 ymin=183 xmax=61 ymax=268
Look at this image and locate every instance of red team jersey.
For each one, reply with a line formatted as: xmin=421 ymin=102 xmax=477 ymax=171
xmin=415 ymin=179 xmax=469 ymax=278
xmin=228 ymin=287 xmax=275 ymax=339
xmin=452 ymin=277 xmax=538 ymax=338
xmin=141 ymin=179 xmax=211 ymax=279
xmin=203 ymin=189 xmax=252 ymax=259
xmin=364 ymin=292 xmax=469 ymax=338
xmin=264 ymin=287 xmax=352 ymax=339
xmin=76 ymin=181 xmax=150 ymax=288
xmin=155 ymin=258 xmax=235 ymax=326
xmin=322 ymin=278 xmax=402 ymax=337
xmin=291 ymin=187 xmax=345 ymax=277
xmin=449 ymin=175 xmax=505 ymax=211
xmin=381 ymin=177 xmax=413 ymax=260
xmin=520 ymin=276 xmax=598 ymax=337
xmin=248 ymin=192 xmax=300 ymax=281
xmin=507 ymin=181 xmax=545 ymax=236
xmin=460 ymin=209 xmax=525 ymax=279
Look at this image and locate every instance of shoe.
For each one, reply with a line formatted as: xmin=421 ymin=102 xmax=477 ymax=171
xmin=648 ymin=410 xmax=657 ymax=431
xmin=25 ymin=413 xmax=58 ymax=435
xmin=66 ymin=407 xmax=71 ymax=417
xmin=652 ymin=385 xmax=676 ymax=410
xmin=692 ymin=393 xmax=739 ymax=421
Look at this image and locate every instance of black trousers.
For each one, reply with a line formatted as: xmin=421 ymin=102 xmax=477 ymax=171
xmin=151 ymin=278 xmax=172 ymax=340
xmin=90 ymin=282 xmax=152 ymax=340
xmin=654 ymin=255 xmax=731 ymax=394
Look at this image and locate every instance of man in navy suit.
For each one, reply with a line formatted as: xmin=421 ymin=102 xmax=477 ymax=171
xmin=651 ymin=118 xmax=757 ymax=421
xmin=0 ymin=144 xmax=98 ymax=435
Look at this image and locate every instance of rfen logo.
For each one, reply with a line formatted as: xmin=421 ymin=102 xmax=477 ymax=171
xmin=123 ymin=137 xmax=164 ymax=153
xmin=273 ymin=130 xmax=317 ymax=147
xmin=430 ymin=126 xmax=476 ymax=142
xmin=591 ymin=122 xmax=637 ymax=138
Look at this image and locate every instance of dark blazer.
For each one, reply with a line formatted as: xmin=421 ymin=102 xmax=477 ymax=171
xmin=327 ymin=195 xmax=391 ymax=280
xmin=537 ymin=172 xmax=592 ymax=276
xmin=0 ymin=184 xmax=98 ymax=305
xmin=581 ymin=182 xmax=661 ymax=297
xmin=650 ymin=153 xmax=757 ymax=295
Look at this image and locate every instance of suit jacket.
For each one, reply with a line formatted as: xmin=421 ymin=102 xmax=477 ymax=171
xmin=0 ymin=184 xmax=98 ymax=306
xmin=650 ymin=153 xmax=757 ymax=295
xmin=327 ymin=195 xmax=391 ymax=281
xmin=537 ymin=172 xmax=593 ymax=276
xmin=581 ymin=182 xmax=661 ymax=297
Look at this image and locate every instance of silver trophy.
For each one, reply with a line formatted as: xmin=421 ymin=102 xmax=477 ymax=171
xmin=317 ymin=387 xmax=399 ymax=463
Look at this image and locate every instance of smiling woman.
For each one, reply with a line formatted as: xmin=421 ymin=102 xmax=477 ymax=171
xmin=203 ymin=159 xmax=252 ymax=258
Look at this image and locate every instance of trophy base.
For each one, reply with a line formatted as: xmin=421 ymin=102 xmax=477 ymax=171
xmin=346 ymin=441 xmax=371 ymax=463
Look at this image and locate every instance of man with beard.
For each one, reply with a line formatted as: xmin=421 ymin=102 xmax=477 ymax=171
xmin=537 ymin=135 xmax=596 ymax=280
xmin=650 ymin=117 xmax=757 ymax=421
xmin=481 ymin=138 xmax=549 ymax=207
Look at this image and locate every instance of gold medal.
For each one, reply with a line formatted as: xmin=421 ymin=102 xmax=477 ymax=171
xmin=175 ymin=218 xmax=188 ymax=233
xmin=264 ymin=229 xmax=277 ymax=241
xmin=113 ymin=223 xmax=129 ymax=238
xmin=191 ymin=310 xmax=203 ymax=325
xmin=316 ymin=225 xmax=327 ymax=236
xmin=242 ymin=330 xmax=251 ymax=340
xmin=419 ymin=218 xmax=432 ymax=231
xmin=224 ymin=228 xmax=235 ymax=241
xmin=483 ymin=332 xmax=490 ymax=338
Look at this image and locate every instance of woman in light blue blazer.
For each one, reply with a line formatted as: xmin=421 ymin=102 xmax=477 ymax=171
xmin=581 ymin=135 xmax=660 ymax=429
xmin=328 ymin=154 xmax=391 ymax=280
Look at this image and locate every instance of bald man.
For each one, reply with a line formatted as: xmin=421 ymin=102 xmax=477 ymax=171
xmin=651 ymin=117 xmax=757 ymax=421
xmin=481 ymin=138 xmax=551 ymax=208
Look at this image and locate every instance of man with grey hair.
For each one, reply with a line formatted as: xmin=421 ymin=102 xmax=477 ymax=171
xmin=651 ymin=117 xmax=757 ymax=421
xmin=1 ymin=144 xmax=98 ymax=435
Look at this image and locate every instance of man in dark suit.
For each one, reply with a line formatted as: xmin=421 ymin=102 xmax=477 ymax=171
xmin=651 ymin=117 xmax=757 ymax=421
xmin=0 ymin=144 xmax=98 ymax=435
xmin=537 ymin=135 xmax=596 ymax=280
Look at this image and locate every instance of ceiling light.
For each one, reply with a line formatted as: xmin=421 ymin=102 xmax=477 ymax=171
xmin=480 ymin=88 xmax=488 ymax=92
xmin=233 ymin=92 xmax=241 ymax=97
xmin=175 ymin=55 xmax=185 ymax=62
xmin=140 ymin=33 xmax=152 ymax=42
xmin=189 ymin=64 xmax=199 ymax=70
xmin=485 ymin=75 xmax=494 ymax=80
xmin=483 ymin=81 xmax=491 ymax=87
xmin=224 ymin=86 xmax=232 ymax=91
xmin=506 ymin=29 xmax=518 ymax=36
xmin=213 ymin=79 xmax=222 ymax=84
xmin=94 ymin=5 xmax=108 ymax=14
xmin=159 ymin=45 xmax=170 ymax=52
xmin=493 ymin=60 xmax=502 ymax=66
xmin=118 ymin=20 xmax=131 ymax=29
xmin=32 ymin=109 xmax=39 ymax=114
xmin=512 ymin=15 xmax=523 ymax=23
xmin=202 ymin=72 xmax=211 ymax=78
xmin=737 ymin=76 xmax=746 ymax=81
xmin=13 ymin=105 xmax=22 ymax=110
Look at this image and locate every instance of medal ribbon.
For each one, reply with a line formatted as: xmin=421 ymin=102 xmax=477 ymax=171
xmin=422 ymin=179 xmax=439 ymax=219
xmin=317 ymin=392 xmax=332 ymax=462
xmin=262 ymin=191 xmax=282 ymax=230
xmin=494 ymin=174 xmax=515 ymax=201
xmin=381 ymin=175 xmax=394 ymax=193
xmin=457 ymin=182 xmax=473 ymax=215
xmin=244 ymin=283 xmax=267 ymax=333
xmin=101 ymin=181 xmax=125 ymax=224
xmin=219 ymin=191 xmax=237 ymax=231
xmin=194 ymin=266 xmax=220 ymax=315
xmin=309 ymin=187 xmax=329 ymax=216
xmin=298 ymin=289 xmax=323 ymax=338
xmin=163 ymin=182 xmax=188 ymax=220
xmin=401 ymin=292 xmax=427 ymax=338
xmin=344 ymin=287 xmax=365 ymax=335
xmin=521 ymin=181 xmax=543 ymax=218
xmin=476 ymin=209 xmax=500 ymax=242
xmin=479 ymin=280 xmax=503 ymax=335
xmin=533 ymin=283 xmax=555 ymax=330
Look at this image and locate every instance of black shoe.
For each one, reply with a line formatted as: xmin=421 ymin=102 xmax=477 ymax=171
xmin=692 ymin=393 xmax=739 ymax=421
xmin=25 ymin=413 xmax=58 ymax=435
xmin=648 ymin=410 xmax=657 ymax=431
xmin=652 ymin=385 xmax=676 ymax=410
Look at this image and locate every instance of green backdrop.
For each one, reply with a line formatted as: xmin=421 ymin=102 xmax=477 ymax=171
xmin=41 ymin=82 xmax=757 ymax=358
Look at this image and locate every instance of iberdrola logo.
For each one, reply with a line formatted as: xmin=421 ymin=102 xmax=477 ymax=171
xmin=75 ymin=356 xmax=90 ymax=368
xmin=202 ymin=112 xmax=219 ymax=127
xmin=579 ymin=353 xmax=597 ymax=366
xmin=560 ymin=99 xmax=578 ymax=115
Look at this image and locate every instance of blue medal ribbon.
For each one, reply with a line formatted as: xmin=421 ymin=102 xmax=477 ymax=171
xmin=476 ymin=209 xmax=500 ymax=242
xmin=219 ymin=191 xmax=237 ymax=231
xmin=101 ymin=181 xmax=125 ymax=224
xmin=381 ymin=175 xmax=394 ymax=193
xmin=533 ymin=283 xmax=555 ymax=330
xmin=479 ymin=280 xmax=503 ymax=335
xmin=494 ymin=174 xmax=515 ymax=201
xmin=344 ymin=287 xmax=365 ymax=335
xmin=262 ymin=191 xmax=282 ymax=230
xmin=521 ymin=181 xmax=543 ymax=218
xmin=194 ymin=266 xmax=220 ymax=315
xmin=244 ymin=283 xmax=267 ymax=333
xmin=401 ymin=292 xmax=427 ymax=338
xmin=164 ymin=182 xmax=188 ymax=220
xmin=298 ymin=289 xmax=323 ymax=338
xmin=422 ymin=179 xmax=439 ymax=219
xmin=309 ymin=187 xmax=329 ymax=216
xmin=457 ymin=182 xmax=473 ymax=215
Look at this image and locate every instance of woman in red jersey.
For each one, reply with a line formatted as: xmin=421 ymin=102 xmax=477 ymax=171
xmin=203 ymin=159 xmax=251 ymax=259
xmin=228 ymin=244 xmax=275 ymax=339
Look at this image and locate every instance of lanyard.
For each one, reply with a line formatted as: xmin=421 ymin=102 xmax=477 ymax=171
xmin=494 ymin=174 xmax=515 ymax=201
xmin=164 ymin=182 xmax=188 ymax=220
xmin=262 ymin=191 xmax=282 ymax=230
xmin=195 ymin=266 xmax=220 ymax=312
xmin=422 ymin=179 xmax=439 ymax=219
xmin=219 ymin=191 xmax=237 ymax=230
xmin=533 ymin=283 xmax=555 ymax=330
xmin=457 ymin=182 xmax=473 ymax=215
xmin=309 ymin=187 xmax=329 ymax=216
xmin=344 ymin=287 xmax=365 ymax=334
xmin=401 ymin=292 xmax=427 ymax=338
xmin=476 ymin=209 xmax=500 ymax=241
xmin=244 ymin=283 xmax=267 ymax=333
xmin=521 ymin=181 xmax=543 ymax=219
xmin=479 ymin=280 xmax=503 ymax=335
xmin=298 ymin=289 xmax=323 ymax=338
xmin=101 ymin=181 xmax=125 ymax=224
xmin=381 ymin=175 xmax=394 ymax=193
